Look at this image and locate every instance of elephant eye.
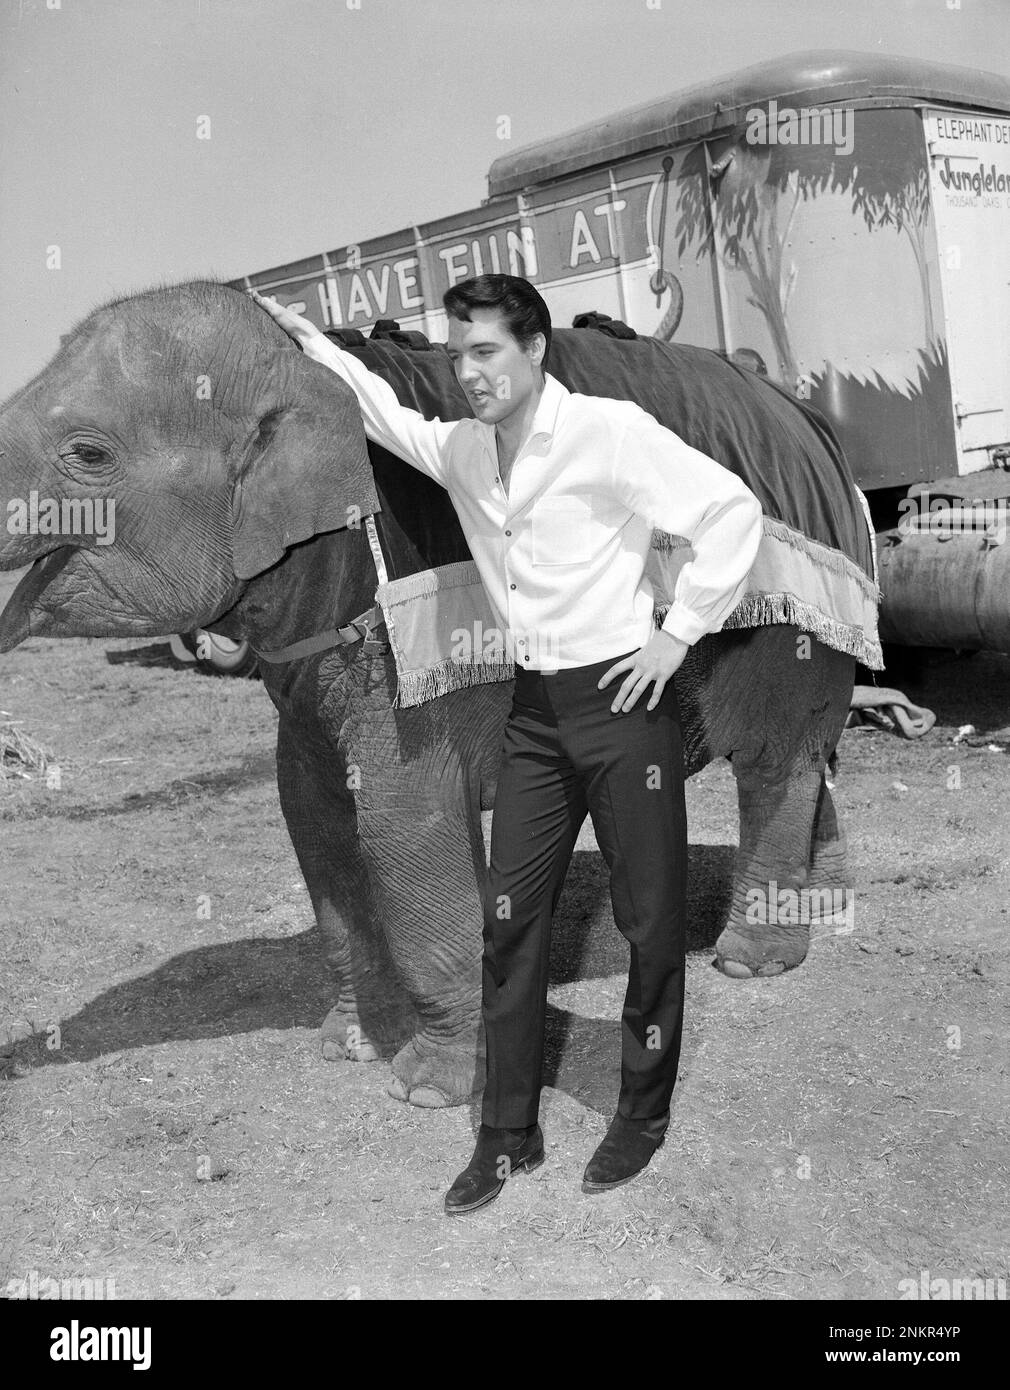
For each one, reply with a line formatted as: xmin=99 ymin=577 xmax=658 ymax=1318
xmin=74 ymin=444 xmax=108 ymax=465
xmin=59 ymin=436 xmax=114 ymax=473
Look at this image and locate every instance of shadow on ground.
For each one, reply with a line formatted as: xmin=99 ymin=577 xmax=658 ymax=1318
xmin=2 ymin=844 xmax=735 ymax=1103
xmin=105 ymin=639 xmax=261 ymax=680
xmin=105 ymin=641 xmax=189 ymax=670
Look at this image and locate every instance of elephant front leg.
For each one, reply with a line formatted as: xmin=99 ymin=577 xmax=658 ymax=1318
xmin=276 ymin=723 xmax=417 ymax=1063
xmin=355 ymin=789 xmax=487 ymax=1109
xmin=807 ymin=774 xmax=851 ymax=894
xmin=717 ymin=767 xmax=825 ymax=978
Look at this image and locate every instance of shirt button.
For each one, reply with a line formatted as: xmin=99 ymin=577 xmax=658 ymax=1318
xmin=505 ymin=530 xmax=512 ymax=537
xmin=524 ymin=655 xmax=530 ymax=663
xmin=510 ymin=583 xmax=516 ymax=590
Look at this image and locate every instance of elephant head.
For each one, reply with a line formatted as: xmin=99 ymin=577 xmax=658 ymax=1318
xmin=0 ymin=281 xmax=380 ymax=651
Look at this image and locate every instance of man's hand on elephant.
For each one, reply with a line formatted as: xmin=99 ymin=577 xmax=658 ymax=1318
xmin=598 ymin=630 xmax=689 ymax=714
xmin=247 ymin=289 xmax=320 ymax=348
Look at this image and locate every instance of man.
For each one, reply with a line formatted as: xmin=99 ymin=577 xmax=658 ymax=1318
xmin=250 ymin=275 xmax=763 ymax=1214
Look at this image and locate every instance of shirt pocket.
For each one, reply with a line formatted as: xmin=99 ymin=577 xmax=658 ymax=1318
xmin=530 ymin=495 xmax=594 ymax=566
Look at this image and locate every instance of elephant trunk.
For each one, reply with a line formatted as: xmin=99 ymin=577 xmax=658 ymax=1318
xmin=0 ymin=398 xmax=121 ymax=651
xmin=0 ymin=406 xmax=56 ymax=569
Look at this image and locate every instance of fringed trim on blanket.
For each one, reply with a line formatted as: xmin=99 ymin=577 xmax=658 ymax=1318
xmin=652 ymin=518 xmax=881 ymax=603
xmin=379 ymin=517 xmax=885 ymax=708
xmin=654 ymin=592 xmax=885 ymax=670
xmin=761 ymin=519 xmax=880 ymax=601
xmin=393 ymin=591 xmax=886 ymax=708
xmin=392 ymin=655 xmax=516 ymax=709
xmin=378 ymin=559 xmax=479 ymax=603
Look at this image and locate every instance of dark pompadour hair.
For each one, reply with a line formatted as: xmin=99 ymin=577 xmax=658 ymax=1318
xmin=442 ymin=274 xmax=551 ymax=370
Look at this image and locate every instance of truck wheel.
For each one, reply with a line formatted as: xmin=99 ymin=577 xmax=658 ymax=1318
xmin=174 ymin=629 xmax=259 ymax=677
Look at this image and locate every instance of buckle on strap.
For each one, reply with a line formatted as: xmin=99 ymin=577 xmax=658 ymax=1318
xmin=252 ymin=605 xmax=384 ymax=665
xmin=252 ymin=516 xmax=391 ymax=666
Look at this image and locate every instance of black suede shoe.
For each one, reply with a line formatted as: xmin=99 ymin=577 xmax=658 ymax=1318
xmin=444 ymin=1123 xmax=544 ymax=1215
xmin=582 ymin=1112 xmax=668 ymax=1193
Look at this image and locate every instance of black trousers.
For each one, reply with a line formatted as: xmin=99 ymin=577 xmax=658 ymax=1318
xmin=481 ymin=650 xmax=688 ymax=1129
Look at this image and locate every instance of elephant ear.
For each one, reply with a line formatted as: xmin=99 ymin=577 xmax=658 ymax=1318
xmin=230 ymin=352 xmax=382 ymax=580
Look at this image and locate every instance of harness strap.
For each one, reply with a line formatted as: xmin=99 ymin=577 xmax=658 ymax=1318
xmin=251 ymin=515 xmax=390 ymax=666
xmin=253 ymin=605 xmax=383 ymax=664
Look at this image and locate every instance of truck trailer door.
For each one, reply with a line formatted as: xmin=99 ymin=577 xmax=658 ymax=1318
xmin=925 ymin=107 xmax=1010 ymax=471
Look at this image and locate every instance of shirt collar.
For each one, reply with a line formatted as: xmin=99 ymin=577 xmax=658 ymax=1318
xmin=528 ymin=372 xmax=567 ymax=442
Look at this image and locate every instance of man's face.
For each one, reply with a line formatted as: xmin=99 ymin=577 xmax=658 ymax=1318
xmin=446 ymin=308 xmax=544 ymax=427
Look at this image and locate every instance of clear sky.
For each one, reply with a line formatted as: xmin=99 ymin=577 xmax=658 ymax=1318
xmin=1 ymin=0 xmax=1007 ymax=399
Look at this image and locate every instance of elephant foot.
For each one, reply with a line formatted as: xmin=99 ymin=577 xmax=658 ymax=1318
xmin=320 ymin=1006 xmax=394 ymax=1063
xmin=387 ymin=1032 xmax=483 ymax=1109
xmin=715 ymin=922 xmax=810 ymax=979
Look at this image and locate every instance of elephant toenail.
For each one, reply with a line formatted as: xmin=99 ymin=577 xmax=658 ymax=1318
xmin=719 ymin=958 xmax=755 ymax=978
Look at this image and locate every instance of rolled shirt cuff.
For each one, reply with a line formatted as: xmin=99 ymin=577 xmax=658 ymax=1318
xmin=660 ymin=602 xmax=712 ymax=647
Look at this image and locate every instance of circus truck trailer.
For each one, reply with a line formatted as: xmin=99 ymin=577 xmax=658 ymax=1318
xmin=212 ymin=50 xmax=1010 ymax=671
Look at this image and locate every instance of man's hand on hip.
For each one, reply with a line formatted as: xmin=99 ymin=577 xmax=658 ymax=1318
xmin=598 ymin=630 xmax=689 ymax=713
xmin=247 ymin=289 xmax=320 ymax=348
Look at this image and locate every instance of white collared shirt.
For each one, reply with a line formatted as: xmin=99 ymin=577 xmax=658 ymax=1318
xmin=302 ymin=333 xmax=764 ymax=669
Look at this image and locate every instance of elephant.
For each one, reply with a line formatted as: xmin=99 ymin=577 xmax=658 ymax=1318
xmin=0 ymin=280 xmax=864 ymax=1108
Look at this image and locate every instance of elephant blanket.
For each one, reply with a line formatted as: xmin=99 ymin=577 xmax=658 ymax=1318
xmin=337 ymin=327 xmax=884 ymax=706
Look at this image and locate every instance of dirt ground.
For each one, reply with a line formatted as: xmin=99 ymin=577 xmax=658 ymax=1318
xmin=1 ymin=563 xmax=1008 ymax=1302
